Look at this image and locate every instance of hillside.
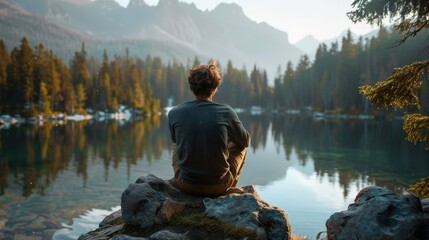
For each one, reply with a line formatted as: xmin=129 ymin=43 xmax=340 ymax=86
xmin=1 ymin=0 xmax=304 ymax=79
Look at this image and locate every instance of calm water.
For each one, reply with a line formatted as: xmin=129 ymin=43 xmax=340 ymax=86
xmin=1 ymin=114 xmax=429 ymax=239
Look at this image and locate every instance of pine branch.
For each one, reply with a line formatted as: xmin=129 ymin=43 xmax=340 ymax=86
xmin=359 ymin=59 xmax=429 ymax=109
xmin=404 ymin=113 xmax=429 ymax=148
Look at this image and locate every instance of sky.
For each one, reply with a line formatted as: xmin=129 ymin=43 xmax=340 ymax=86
xmin=112 ymin=0 xmax=378 ymax=43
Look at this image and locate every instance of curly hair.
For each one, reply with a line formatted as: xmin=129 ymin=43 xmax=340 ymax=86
xmin=188 ymin=61 xmax=222 ymax=97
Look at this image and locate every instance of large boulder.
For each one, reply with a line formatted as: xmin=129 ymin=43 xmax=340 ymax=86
xmin=79 ymin=174 xmax=291 ymax=240
xmin=326 ymin=186 xmax=429 ymax=240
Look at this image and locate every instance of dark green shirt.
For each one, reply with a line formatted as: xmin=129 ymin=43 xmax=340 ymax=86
xmin=168 ymin=100 xmax=250 ymax=185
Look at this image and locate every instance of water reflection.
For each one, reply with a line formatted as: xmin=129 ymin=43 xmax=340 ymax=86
xmin=0 ymin=116 xmax=169 ymax=197
xmin=1 ymin=114 xmax=429 ymax=239
xmin=271 ymin=115 xmax=428 ymax=194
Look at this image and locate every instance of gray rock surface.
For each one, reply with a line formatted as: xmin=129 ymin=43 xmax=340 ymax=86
xmin=204 ymin=186 xmax=290 ymax=240
xmin=326 ymin=186 xmax=429 ymax=240
xmin=422 ymin=198 xmax=429 ymax=215
xmin=80 ymin=174 xmax=291 ymax=240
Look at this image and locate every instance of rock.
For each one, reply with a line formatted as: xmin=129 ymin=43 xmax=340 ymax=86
xmin=100 ymin=209 xmax=123 ymax=227
xmin=326 ymin=186 xmax=429 ymax=240
xmin=42 ymin=229 xmax=58 ymax=240
xmin=120 ymin=174 xmax=186 ymax=228
xmin=80 ymin=174 xmax=292 ymax=240
xmin=422 ymin=198 xmax=429 ymax=215
xmin=110 ymin=231 xmax=189 ymax=240
xmin=156 ymin=198 xmax=187 ymax=223
xmin=26 ymin=216 xmax=48 ymax=230
xmin=204 ymin=185 xmax=291 ymax=240
xmin=79 ymin=225 xmax=124 ymax=240
xmin=149 ymin=230 xmax=189 ymax=240
xmin=111 ymin=235 xmax=148 ymax=240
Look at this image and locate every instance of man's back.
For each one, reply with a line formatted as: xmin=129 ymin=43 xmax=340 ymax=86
xmin=168 ymin=99 xmax=250 ymax=185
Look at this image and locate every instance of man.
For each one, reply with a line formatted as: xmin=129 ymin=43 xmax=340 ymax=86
xmin=168 ymin=62 xmax=251 ymax=197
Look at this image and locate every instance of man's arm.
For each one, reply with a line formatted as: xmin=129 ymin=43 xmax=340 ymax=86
xmin=228 ymin=109 xmax=250 ymax=148
xmin=167 ymin=112 xmax=176 ymax=143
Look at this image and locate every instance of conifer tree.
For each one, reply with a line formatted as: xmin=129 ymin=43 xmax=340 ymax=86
xmin=98 ymin=49 xmax=111 ymax=111
xmin=54 ymin=57 xmax=73 ymax=113
xmin=49 ymin=51 xmax=62 ymax=112
xmin=7 ymin=47 xmax=20 ymax=113
xmin=18 ymin=37 xmax=35 ymax=114
xmin=349 ymin=0 xmax=429 ymax=197
xmin=71 ymin=43 xmax=90 ymax=113
xmin=0 ymin=40 xmax=10 ymax=113
xmin=39 ymin=82 xmax=51 ymax=114
xmin=282 ymin=61 xmax=295 ymax=108
xmin=349 ymin=0 xmax=429 ymax=147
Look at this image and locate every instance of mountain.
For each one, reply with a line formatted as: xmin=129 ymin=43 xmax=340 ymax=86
xmin=293 ymin=29 xmax=382 ymax=60
xmin=1 ymin=0 xmax=304 ymax=80
xmin=295 ymin=35 xmax=320 ymax=59
xmin=0 ymin=0 xmax=93 ymax=56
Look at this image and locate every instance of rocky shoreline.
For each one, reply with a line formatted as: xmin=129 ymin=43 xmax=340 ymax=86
xmin=0 ymin=107 xmax=155 ymax=130
xmin=79 ymin=175 xmax=429 ymax=240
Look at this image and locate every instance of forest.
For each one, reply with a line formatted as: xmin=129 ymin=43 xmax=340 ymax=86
xmin=0 ymin=26 xmax=428 ymax=117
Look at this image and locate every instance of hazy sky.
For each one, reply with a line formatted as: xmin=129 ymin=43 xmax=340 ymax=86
xmin=112 ymin=0 xmax=378 ymax=43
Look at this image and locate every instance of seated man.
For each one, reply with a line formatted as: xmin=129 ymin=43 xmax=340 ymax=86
xmin=168 ymin=62 xmax=251 ymax=197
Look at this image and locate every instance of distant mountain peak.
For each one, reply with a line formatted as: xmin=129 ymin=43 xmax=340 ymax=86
xmin=61 ymin=0 xmax=91 ymax=5
xmin=158 ymin=0 xmax=180 ymax=7
xmin=303 ymin=35 xmax=318 ymax=41
xmin=127 ymin=0 xmax=147 ymax=8
xmin=212 ymin=2 xmax=245 ymax=17
xmin=294 ymin=35 xmax=320 ymax=59
xmin=92 ymin=0 xmax=120 ymax=7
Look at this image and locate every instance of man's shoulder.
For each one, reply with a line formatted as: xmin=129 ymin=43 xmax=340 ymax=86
xmin=211 ymin=101 xmax=233 ymax=109
xmin=170 ymin=101 xmax=193 ymax=112
xmin=170 ymin=101 xmax=234 ymax=114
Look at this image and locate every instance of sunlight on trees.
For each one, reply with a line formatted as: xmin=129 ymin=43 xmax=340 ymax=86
xmin=349 ymin=0 xmax=429 ymax=197
xmin=350 ymin=0 xmax=429 ymax=147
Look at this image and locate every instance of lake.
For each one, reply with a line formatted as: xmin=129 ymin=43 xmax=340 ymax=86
xmin=1 ymin=113 xmax=429 ymax=239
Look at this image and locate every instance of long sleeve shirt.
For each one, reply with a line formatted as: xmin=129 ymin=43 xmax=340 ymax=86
xmin=168 ymin=99 xmax=250 ymax=185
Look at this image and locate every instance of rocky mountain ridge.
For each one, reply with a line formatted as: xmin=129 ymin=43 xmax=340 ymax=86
xmin=1 ymin=0 xmax=304 ymax=79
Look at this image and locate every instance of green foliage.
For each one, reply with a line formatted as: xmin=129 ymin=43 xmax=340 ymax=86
xmin=351 ymin=0 xmax=429 ymax=148
xmin=39 ymin=82 xmax=51 ymax=114
xmin=350 ymin=1 xmax=429 ymax=197
xmin=358 ymin=60 xmax=429 ymax=110
xmin=0 ymin=38 xmax=167 ymax=115
xmin=408 ymin=177 xmax=429 ymax=198
xmin=348 ymin=0 xmax=429 ymax=42
xmin=403 ymin=114 xmax=429 ymax=148
xmin=2 ymin=28 xmax=429 ymax=117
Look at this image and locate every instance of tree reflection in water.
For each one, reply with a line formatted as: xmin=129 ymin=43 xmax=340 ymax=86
xmin=1 ymin=114 xmax=429 ymax=239
xmin=0 ymin=116 xmax=166 ymax=197
xmin=1 ymin=114 xmax=428 ymax=198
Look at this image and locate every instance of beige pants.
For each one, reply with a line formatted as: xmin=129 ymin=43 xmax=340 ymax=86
xmin=171 ymin=143 xmax=247 ymax=197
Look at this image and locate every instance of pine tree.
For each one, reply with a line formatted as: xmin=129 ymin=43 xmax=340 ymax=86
xmin=282 ymin=61 xmax=295 ymax=108
xmin=70 ymin=43 xmax=90 ymax=113
xmin=18 ymin=37 xmax=35 ymax=114
xmin=75 ymin=84 xmax=86 ymax=113
xmin=98 ymin=49 xmax=112 ymax=111
xmin=39 ymin=82 xmax=51 ymax=114
xmin=349 ymin=0 xmax=429 ymax=197
xmin=33 ymin=44 xmax=48 ymax=115
xmin=7 ymin=47 xmax=20 ymax=113
xmin=54 ymin=57 xmax=73 ymax=113
xmin=349 ymin=0 xmax=429 ymax=147
xmin=0 ymin=40 xmax=10 ymax=113
xmin=49 ymin=51 xmax=62 ymax=112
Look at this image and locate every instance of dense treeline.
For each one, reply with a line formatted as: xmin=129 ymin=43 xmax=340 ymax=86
xmin=272 ymin=27 xmax=429 ymax=115
xmin=0 ymin=37 xmax=161 ymax=116
xmin=1 ymin=27 xmax=428 ymax=116
xmin=0 ymin=37 xmax=273 ymax=115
